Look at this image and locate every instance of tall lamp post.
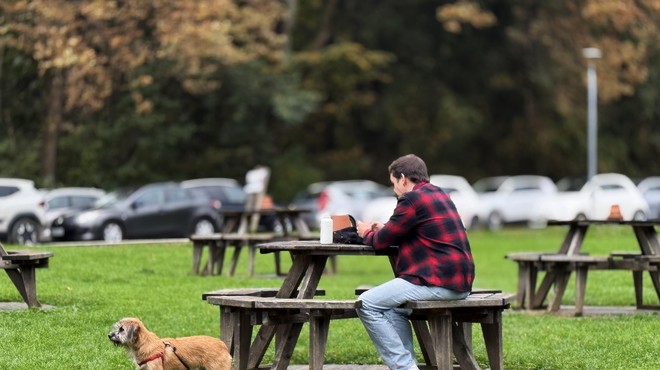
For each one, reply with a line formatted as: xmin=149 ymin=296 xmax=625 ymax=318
xmin=583 ymin=47 xmax=602 ymax=181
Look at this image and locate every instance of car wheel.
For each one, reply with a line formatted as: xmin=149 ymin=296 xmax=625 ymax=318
xmin=192 ymin=218 xmax=215 ymax=236
xmin=467 ymin=216 xmax=479 ymax=230
xmin=102 ymin=222 xmax=123 ymax=243
xmin=632 ymin=211 xmax=647 ymax=221
xmin=10 ymin=218 xmax=40 ymax=246
xmin=575 ymin=213 xmax=587 ymax=221
xmin=271 ymin=218 xmax=293 ymax=235
xmin=487 ymin=212 xmax=503 ymax=231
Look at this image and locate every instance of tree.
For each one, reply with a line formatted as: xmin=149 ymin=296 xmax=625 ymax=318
xmin=0 ymin=0 xmax=286 ymax=183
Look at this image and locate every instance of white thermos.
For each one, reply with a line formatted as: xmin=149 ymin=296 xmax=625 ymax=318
xmin=320 ymin=215 xmax=333 ymax=244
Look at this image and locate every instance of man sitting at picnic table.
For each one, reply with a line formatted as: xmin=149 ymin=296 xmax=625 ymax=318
xmin=356 ymin=154 xmax=475 ymax=370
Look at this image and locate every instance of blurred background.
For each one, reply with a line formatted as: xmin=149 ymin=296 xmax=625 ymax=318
xmin=1 ymin=1 xmax=660 ymax=243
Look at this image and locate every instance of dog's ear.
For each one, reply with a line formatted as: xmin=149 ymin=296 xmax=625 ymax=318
xmin=125 ymin=322 xmax=138 ymax=343
xmin=119 ymin=318 xmax=140 ymax=344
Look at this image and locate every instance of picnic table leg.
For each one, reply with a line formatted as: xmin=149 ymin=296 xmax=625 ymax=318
xmin=411 ymin=320 xmax=435 ymax=367
xmin=481 ymin=310 xmax=504 ymax=370
xmin=4 ymin=268 xmax=40 ymax=308
xmin=327 ymin=256 xmax=337 ymax=274
xmin=233 ymin=309 xmax=253 ymax=370
xmin=271 ymin=323 xmax=304 ymax=370
xmin=574 ymin=265 xmax=588 ymax=316
xmin=247 ymin=255 xmax=319 ymax=369
xmin=213 ymin=240 xmax=227 ymax=275
xmin=309 ymin=316 xmax=330 ymax=370
xmin=247 ymin=326 xmax=276 ymax=369
xmin=516 ymin=262 xmax=538 ymax=309
xmin=248 ymin=242 xmax=256 ymax=277
xmin=548 ymin=266 xmax=571 ymax=313
xmin=192 ymin=241 xmax=204 ymax=275
xmin=274 ymin=251 xmax=283 ymax=276
xmin=515 ymin=262 xmax=526 ymax=308
xmin=229 ymin=243 xmax=243 ymax=276
xmin=428 ymin=312 xmax=453 ymax=370
xmin=633 ymin=270 xmax=644 ymax=308
xmin=646 ymin=270 xmax=660 ymax=304
xmin=533 ymin=270 xmax=557 ymax=309
xmin=219 ymin=306 xmax=235 ymax=355
xmin=452 ymin=321 xmax=479 ymax=370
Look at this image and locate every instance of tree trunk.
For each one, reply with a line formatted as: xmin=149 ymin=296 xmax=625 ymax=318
xmin=43 ymin=70 xmax=64 ymax=185
xmin=311 ymin=0 xmax=338 ymax=50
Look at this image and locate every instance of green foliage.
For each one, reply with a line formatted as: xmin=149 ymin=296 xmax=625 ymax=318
xmin=2 ymin=1 xmax=660 ymax=197
xmin=2 ymin=227 xmax=660 ymax=369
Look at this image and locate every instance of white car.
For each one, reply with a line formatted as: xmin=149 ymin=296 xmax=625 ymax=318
xmin=43 ymin=187 xmax=107 ymax=241
xmin=361 ymin=175 xmax=482 ymax=229
xmin=531 ymin=173 xmax=649 ymax=226
xmin=290 ymin=180 xmax=390 ymax=229
xmin=43 ymin=187 xmax=106 ymax=225
xmin=637 ymin=177 xmax=660 ymax=220
xmin=0 ymin=178 xmax=47 ymax=245
xmin=474 ymin=175 xmax=558 ymax=230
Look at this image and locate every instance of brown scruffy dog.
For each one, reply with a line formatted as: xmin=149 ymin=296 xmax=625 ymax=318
xmin=108 ymin=317 xmax=232 ymax=370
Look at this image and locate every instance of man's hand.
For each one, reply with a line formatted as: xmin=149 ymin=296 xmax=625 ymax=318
xmin=357 ymin=221 xmax=384 ymax=237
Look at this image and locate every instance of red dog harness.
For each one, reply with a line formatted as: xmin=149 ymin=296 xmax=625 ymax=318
xmin=138 ymin=352 xmax=163 ymax=367
xmin=138 ymin=342 xmax=190 ymax=369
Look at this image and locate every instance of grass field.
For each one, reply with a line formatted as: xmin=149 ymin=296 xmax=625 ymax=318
xmin=1 ymin=226 xmax=660 ymax=369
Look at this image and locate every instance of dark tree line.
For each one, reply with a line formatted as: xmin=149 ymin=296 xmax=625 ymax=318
xmin=1 ymin=1 xmax=659 ymax=202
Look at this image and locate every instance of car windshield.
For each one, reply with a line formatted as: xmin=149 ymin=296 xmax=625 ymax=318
xmin=473 ymin=177 xmax=506 ymax=193
xmin=94 ymin=188 xmax=134 ymax=208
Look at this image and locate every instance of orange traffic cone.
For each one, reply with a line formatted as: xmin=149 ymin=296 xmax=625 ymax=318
xmin=607 ymin=205 xmax=623 ymax=221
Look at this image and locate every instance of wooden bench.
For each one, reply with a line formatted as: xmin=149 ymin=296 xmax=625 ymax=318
xmin=207 ymin=291 xmax=513 ymax=370
xmin=202 ymin=288 xmax=326 ymax=300
xmin=0 ymin=242 xmax=53 ymax=308
xmin=506 ymin=251 xmax=660 ymax=315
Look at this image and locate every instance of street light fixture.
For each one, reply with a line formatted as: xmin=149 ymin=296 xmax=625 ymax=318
xmin=582 ymin=47 xmax=601 ymax=181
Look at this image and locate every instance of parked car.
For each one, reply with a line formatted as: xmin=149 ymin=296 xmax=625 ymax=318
xmin=42 ymin=187 xmax=106 ymax=226
xmin=637 ymin=176 xmax=660 ymax=220
xmin=531 ymin=173 xmax=649 ymax=226
xmin=181 ymin=177 xmax=286 ymax=233
xmin=361 ymin=175 xmax=482 ymax=229
xmin=289 ymin=180 xmax=390 ymax=229
xmin=474 ymin=175 xmax=558 ymax=230
xmin=0 ymin=178 xmax=47 ymax=245
xmin=50 ymin=182 xmax=221 ymax=242
xmin=180 ymin=178 xmax=246 ymax=213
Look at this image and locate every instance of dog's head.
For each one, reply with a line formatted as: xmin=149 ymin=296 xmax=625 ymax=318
xmin=108 ymin=317 xmax=142 ymax=347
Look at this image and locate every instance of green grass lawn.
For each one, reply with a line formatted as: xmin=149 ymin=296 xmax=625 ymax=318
xmin=2 ymin=226 xmax=660 ymax=369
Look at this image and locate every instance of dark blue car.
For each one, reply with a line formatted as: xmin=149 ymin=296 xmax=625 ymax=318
xmin=50 ymin=182 xmax=221 ymax=242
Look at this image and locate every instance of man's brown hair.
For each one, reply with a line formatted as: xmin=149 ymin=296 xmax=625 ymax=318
xmin=388 ymin=154 xmax=429 ymax=183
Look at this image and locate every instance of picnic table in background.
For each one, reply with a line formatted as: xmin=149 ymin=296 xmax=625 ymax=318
xmin=507 ymin=219 xmax=660 ymax=316
xmin=0 ymin=242 xmax=53 ymax=308
xmin=190 ymin=206 xmax=315 ymax=276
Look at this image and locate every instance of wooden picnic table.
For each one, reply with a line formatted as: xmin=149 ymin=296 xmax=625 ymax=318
xmin=219 ymin=207 xmax=312 ymax=237
xmin=205 ymin=240 xmax=511 ymax=370
xmin=190 ymin=207 xmax=317 ymax=276
xmin=506 ymin=219 xmax=660 ymax=315
xmin=0 ymin=242 xmax=53 ymax=308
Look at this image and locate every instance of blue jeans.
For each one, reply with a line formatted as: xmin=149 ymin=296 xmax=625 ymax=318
xmin=356 ymin=278 xmax=468 ymax=370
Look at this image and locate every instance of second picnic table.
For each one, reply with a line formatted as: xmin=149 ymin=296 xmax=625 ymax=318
xmin=190 ymin=207 xmax=314 ymax=276
xmin=507 ymin=219 xmax=660 ymax=315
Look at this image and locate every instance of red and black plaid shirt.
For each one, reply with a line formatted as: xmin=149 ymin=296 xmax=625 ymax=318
xmin=362 ymin=181 xmax=475 ymax=292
